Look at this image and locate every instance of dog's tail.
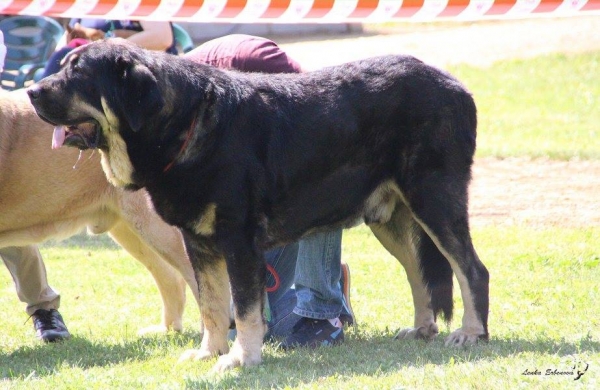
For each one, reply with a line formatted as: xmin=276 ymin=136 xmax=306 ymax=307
xmin=418 ymin=230 xmax=454 ymax=323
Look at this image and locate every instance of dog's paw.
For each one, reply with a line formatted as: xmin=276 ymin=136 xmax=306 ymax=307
xmin=211 ymin=354 xmax=242 ymax=373
xmin=138 ymin=324 xmax=168 ymax=335
xmin=137 ymin=324 xmax=172 ymax=335
xmin=138 ymin=320 xmax=184 ymax=335
xmin=394 ymin=323 xmax=439 ymax=341
xmin=210 ymin=343 xmax=262 ymax=373
xmin=178 ymin=348 xmax=216 ymax=362
xmin=444 ymin=328 xmax=486 ymax=347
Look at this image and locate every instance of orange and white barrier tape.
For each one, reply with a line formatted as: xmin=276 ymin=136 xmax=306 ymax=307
xmin=0 ymin=0 xmax=598 ymax=22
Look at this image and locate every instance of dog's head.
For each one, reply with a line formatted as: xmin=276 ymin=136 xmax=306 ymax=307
xmin=28 ymin=39 xmax=167 ymax=189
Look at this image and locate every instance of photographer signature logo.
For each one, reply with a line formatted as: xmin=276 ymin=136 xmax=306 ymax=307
xmin=522 ymin=358 xmax=589 ymax=381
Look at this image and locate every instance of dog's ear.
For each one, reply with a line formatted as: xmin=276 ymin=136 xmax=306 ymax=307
xmin=116 ymin=56 xmax=164 ymax=132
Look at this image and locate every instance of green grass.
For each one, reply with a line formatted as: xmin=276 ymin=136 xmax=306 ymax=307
xmin=448 ymin=51 xmax=600 ymax=159
xmin=1 ymin=226 xmax=598 ymax=388
xmin=1 ymin=51 xmax=599 ymax=388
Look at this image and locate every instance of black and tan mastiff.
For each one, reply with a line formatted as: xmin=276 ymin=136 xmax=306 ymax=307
xmin=28 ymin=39 xmax=489 ymax=371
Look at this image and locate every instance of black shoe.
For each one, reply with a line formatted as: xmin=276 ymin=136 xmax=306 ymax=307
xmin=282 ymin=317 xmax=344 ymax=350
xmin=32 ymin=309 xmax=71 ymax=342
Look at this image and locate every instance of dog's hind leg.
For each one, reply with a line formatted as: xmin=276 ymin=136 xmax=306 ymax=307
xmin=108 ymin=220 xmax=187 ymax=334
xmin=400 ymin=173 xmax=489 ymax=346
xmin=370 ymin=203 xmax=453 ymax=341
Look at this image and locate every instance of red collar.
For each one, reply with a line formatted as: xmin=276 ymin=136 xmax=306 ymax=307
xmin=163 ymin=117 xmax=196 ymax=173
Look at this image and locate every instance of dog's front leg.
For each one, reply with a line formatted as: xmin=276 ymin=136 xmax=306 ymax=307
xmin=213 ymin=230 xmax=267 ymax=372
xmin=178 ymin=235 xmax=230 ymax=362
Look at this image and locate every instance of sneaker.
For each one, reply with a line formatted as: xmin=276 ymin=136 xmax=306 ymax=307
xmin=32 ymin=309 xmax=71 ymax=342
xmin=339 ymin=262 xmax=355 ymax=326
xmin=281 ymin=316 xmax=344 ymax=349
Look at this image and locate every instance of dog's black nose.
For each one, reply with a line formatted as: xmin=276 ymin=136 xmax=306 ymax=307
xmin=27 ymin=85 xmax=41 ymax=100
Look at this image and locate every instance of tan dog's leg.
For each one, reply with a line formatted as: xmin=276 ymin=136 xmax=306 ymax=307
xmin=116 ymin=191 xmax=198 ymax=292
xmin=108 ymin=221 xmax=187 ymax=333
xmin=112 ymin=190 xmax=201 ymax=334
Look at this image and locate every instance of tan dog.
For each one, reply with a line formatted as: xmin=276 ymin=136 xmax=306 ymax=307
xmin=0 ymin=89 xmax=199 ymax=334
xmin=66 ymin=23 xmax=106 ymax=43
xmin=66 ymin=23 xmax=137 ymax=44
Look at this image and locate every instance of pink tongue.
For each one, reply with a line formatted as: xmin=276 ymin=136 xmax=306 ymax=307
xmin=52 ymin=126 xmax=66 ymax=149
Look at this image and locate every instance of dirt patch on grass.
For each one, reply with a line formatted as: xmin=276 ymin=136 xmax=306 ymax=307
xmin=470 ymin=158 xmax=600 ymax=227
xmin=279 ymin=17 xmax=600 ymax=228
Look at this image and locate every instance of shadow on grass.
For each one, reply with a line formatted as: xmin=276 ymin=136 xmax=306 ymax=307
xmin=0 ymin=330 xmax=201 ymax=380
xmin=185 ymin=333 xmax=600 ymax=389
xmin=3 ymin=329 xmax=595 ymax=385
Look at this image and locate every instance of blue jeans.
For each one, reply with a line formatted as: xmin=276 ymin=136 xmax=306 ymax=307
xmin=264 ymin=230 xmax=351 ymax=338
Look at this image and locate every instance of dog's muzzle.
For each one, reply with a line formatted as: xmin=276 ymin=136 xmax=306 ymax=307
xmin=28 ymin=85 xmax=104 ymax=151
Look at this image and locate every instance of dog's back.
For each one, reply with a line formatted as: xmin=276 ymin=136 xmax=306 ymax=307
xmin=225 ymin=54 xmax=476 ymax=175
xmin=217 ymin=55 xmax=478 ymax=242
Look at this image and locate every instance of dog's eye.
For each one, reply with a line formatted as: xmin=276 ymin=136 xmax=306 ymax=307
xmin=67 ymin=62 xmax=85 ymax=79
